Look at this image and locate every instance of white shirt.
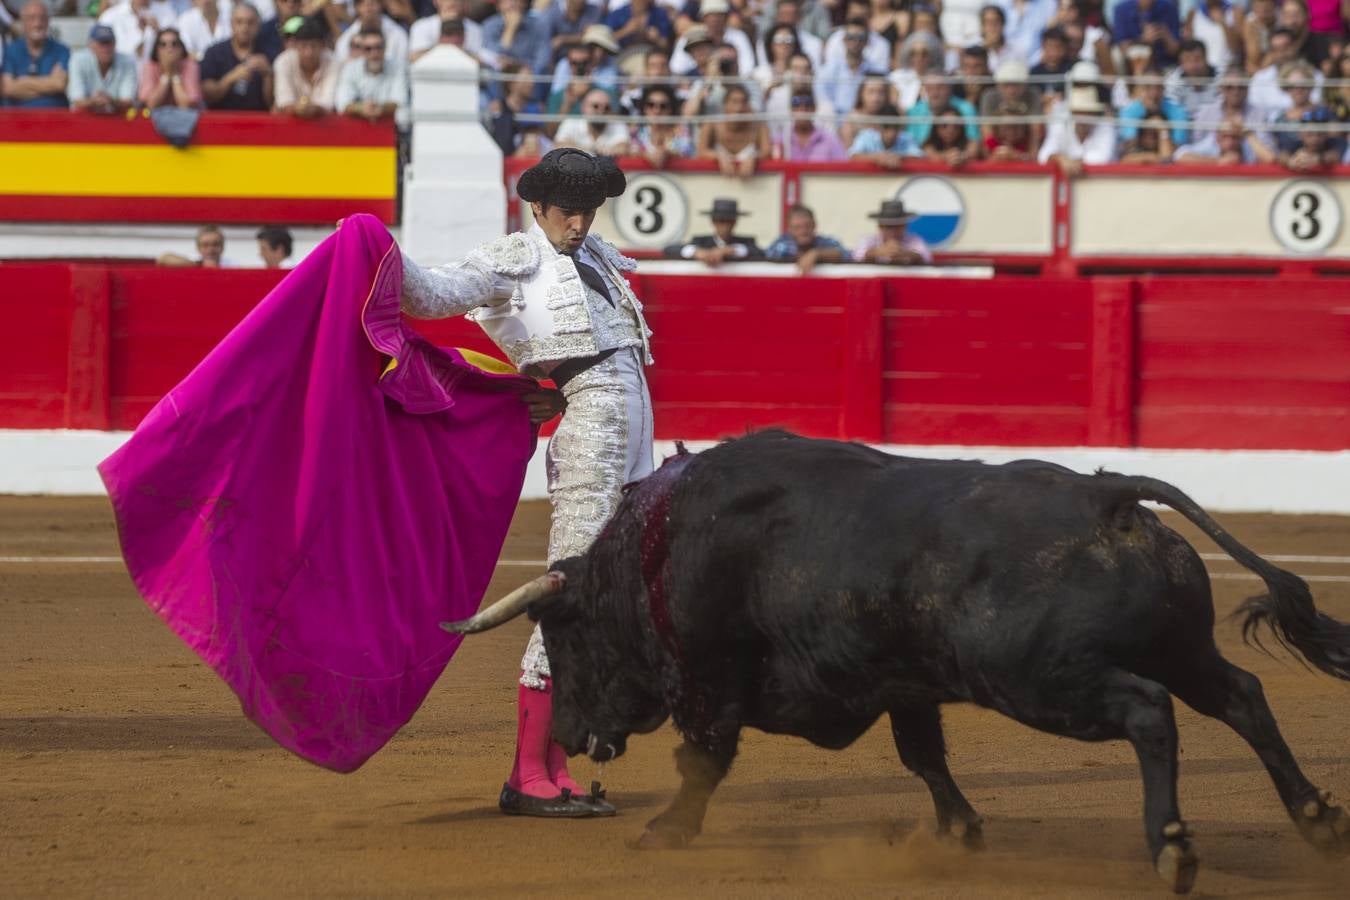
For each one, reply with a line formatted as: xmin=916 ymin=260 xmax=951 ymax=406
xmin=886 ymin=68 xmax=924 ymax=111
xmin=334 ymin=16 xmax=410 ymax=65
xmin=409 ymin=14 xmax=484 ymax=58
xmin=1037 ymin=118 xmax=1117 ymax=164
xmin=99 ymin=0 xmax=179 ymax=60
xmin=335 ymin=58 xmax=409 ymax=125
xmin=1248 ymin=64 xmax=1324 ymax=118
xmin=177 ymin=2 xmax=234 ymax=60
xmin=1189 ymin=5 xmax=1235 ymax=72
xmin=554 ymin=118 xmax=631 ymax=155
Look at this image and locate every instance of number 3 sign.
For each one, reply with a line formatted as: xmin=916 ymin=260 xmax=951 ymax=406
xmin=612 ymin=173 xmax=689 ymax=248
xmin=1270 ymin=180 xmax=1343 ymax=254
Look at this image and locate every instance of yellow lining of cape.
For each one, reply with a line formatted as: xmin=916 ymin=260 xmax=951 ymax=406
xmin=457 ymin=348 xmax=518 ymax=375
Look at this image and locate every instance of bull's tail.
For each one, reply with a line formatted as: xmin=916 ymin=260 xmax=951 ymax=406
xmin=1096 ymin=474 xmax=1350 ymax=682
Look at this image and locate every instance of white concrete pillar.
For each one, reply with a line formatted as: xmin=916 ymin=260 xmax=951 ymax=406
xmin=401 ymin=46 xmax=506 ymax=266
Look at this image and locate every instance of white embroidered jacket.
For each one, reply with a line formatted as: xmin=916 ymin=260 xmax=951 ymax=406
xmin=400 ymin=225 xmax=654 ymax=378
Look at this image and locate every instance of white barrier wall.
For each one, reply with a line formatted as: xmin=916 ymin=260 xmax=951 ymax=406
xmin=801 ymin=173 xmax=1054 ymax=256
xmin=1074 ymin=174 xmax=1349 ymax=258
xmin=511 ymin=167 xmax=1056 ymax=258
xmin=5 ymin=430 xmax=1348 ymax=513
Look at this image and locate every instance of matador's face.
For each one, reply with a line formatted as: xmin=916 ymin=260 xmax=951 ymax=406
xmin=532 ymin=202 xmax=599 ymax=255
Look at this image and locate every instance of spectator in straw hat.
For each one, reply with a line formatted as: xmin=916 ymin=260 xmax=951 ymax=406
xmin=548 ymin=23 xmax=620 ymax=99
xmin=670 ymin=0 xmax=756 ymax=77
xmin=979 ymin=57 xmax=1042 ymax=141
xmin=853 ymin=199 xmax=932 ymax=265
xmin=1037 ymin=83 xmax=1118 ymax=172
xmin=666 ymin=198 xmax=765 ymax=265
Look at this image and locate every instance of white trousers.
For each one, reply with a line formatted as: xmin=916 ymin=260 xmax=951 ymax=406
xmin=519 ymin=348 xmax=654 ymax=689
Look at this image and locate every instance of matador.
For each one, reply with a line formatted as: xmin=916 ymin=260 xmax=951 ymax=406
xmin=399 ymin=149 xmax=654 ymax=817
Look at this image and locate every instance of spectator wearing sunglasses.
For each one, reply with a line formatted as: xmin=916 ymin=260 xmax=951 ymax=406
xmin=631 ymin=84 xmax=695 ymax=168
xmin=336 ymin=26 xmax=408 ymax=123
xmin=817 ymin=18 xmax=886 ymax=119
xmin=138 ymin=27 xmax=202 ymax=108
xmin=334 ymin=0 xmax=409 ymax=66
xmin=553 ymin=86 xmax=631 ymax=155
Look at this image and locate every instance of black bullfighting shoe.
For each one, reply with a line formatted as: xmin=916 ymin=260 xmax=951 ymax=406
xmin=569 ymin=784 xmax=617 ymax=818
xmin=498 ymin=783 xmax=593 ymax=818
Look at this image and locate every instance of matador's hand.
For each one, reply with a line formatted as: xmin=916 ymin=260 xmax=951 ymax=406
xmin=522 ymin=389 xmax=566 ymax=425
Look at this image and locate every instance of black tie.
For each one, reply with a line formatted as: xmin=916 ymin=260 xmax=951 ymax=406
xmin=573 ymin=258 xmax=615 ymax=307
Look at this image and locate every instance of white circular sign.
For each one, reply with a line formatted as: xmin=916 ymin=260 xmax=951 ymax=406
xmin=1270 ymin=180 xmax=1342 ymax=254
xmin=611 ymin=173 xmax=689 ymax=249
xmin=894 ymin=175 xmax=966 ymax=248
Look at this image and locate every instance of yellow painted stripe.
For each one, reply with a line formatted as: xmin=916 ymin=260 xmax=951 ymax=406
xmin=0 ymin=144 xmax=395 ymax=199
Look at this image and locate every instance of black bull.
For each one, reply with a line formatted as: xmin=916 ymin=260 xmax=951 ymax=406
xmin=446 ymin=432 xmax=1350 ymax=892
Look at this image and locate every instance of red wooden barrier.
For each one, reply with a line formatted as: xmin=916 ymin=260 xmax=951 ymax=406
xmin=1134 ymin=278 xmax=1350 ymax=450
xmin=2 ymin=263 xmax=1347 ymax=450
xmin=881 ymin=278 xmax=1095 ymax=445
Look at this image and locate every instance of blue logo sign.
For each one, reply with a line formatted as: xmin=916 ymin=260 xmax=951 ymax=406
xmin=895 ymin=176 xmax=965 ymax=247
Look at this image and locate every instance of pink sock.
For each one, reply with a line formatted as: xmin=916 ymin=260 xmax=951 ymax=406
xmin=506 ymin=680 xmax=561 ymax=799
xmin=547 ymin=740 xmax=586 ymax=797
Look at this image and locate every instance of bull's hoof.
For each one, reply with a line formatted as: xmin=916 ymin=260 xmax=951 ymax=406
xmin=632 ymin=825 xmax=693 ymax=850
xmin=1295 ymin=791 xmax=1350 ymax=856
xmin=1154 ymin=843 xmax=1199 ymax=895
xmin=939 ymin=818 xmax=986 ymax=852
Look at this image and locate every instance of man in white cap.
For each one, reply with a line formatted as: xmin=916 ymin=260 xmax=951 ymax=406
xmin=669 ymin=0 xmax=755 ymax=77
xmin=67 ymin=23 xmax=138 ymax=113
xmin=979 ymin=57 xmax=1042 ymax=142
xmin=1037 ymin=82 xmax=1117 ymax=172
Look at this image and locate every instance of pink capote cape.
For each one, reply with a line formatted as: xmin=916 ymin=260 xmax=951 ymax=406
xmin=99 ymin=214 xmax=537 ymax=772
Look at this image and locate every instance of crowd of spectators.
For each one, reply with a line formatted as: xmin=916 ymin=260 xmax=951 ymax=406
xmin=467 ymin=0 xmax=1350 ymax=171
xmin=0 ymin=0 xmax=411 ymax=122
xmin=4 ymin=0 xmax=1349 ymax=168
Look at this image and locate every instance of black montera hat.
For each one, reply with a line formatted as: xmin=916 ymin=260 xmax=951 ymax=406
xmin=516 ymin=148 xmax=626 ymax=211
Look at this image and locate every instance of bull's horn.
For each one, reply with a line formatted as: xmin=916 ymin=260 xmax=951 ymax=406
xmin=440 ymin=571 xmax=566 ymax=634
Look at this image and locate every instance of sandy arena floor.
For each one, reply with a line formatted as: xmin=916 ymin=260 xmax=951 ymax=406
xmin=2 ymin=497 xmax=1348 ymax=898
